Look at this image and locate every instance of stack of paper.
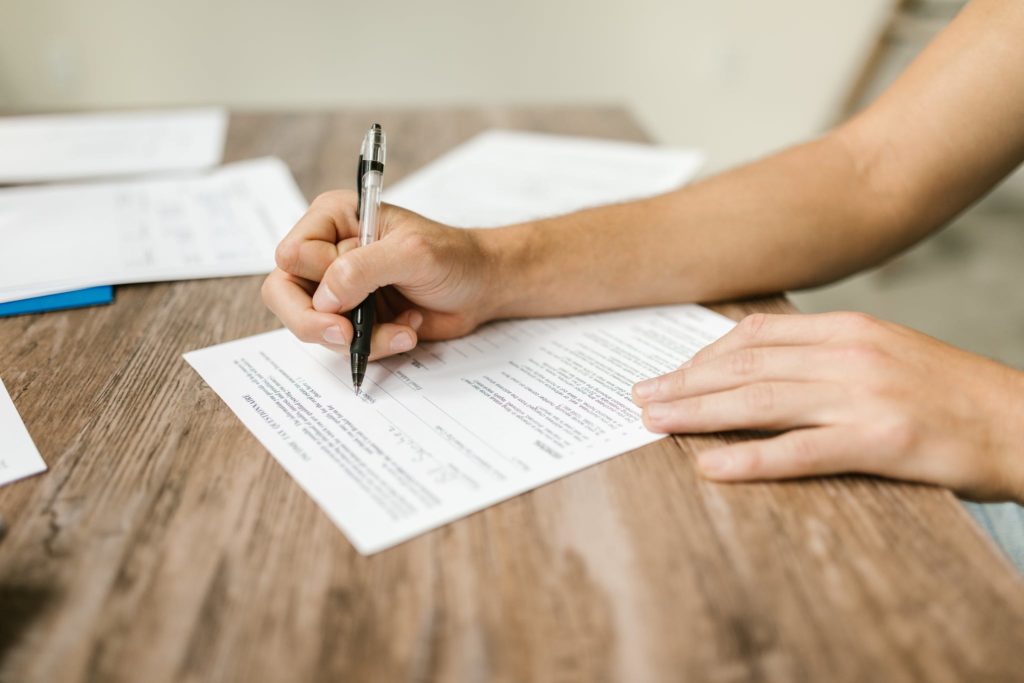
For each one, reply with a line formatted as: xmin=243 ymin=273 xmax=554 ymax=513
xmin=0 ymin=108 xmax=308 ymax=314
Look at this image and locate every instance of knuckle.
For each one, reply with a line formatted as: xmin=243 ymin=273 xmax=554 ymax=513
xmin=688 ymin=395 xmax=704 ymax=416
xmin=293 ymin=324 xmax=322 ymax=344
xmin=260 ymin=274 xmax=275 ymax=306
xmin=729 ymin=348 xmax=762 ymax=377
xmin=738 ymin=312 xmax=770 ymax=339
xmin=398 ymin=230 xmax=433 ymax=259
xmin=330 ymin=256 xmax=360 ymax=290
xmin=871 ymin=416 xmax=916 ymax=454
xmin=312 ymin=189 xmax=356 ymax=209
xmin=836 ymin=343 xmax=885 ymax=370
xmin=787 ymin=433 xmax=820 ymax=471
xmin=275 ymin=239 xmax=298 ymax=272
xmin=744 ymin=383 xmax=776 ymax=412
xmin=741 ymin=444 xmax=765 ymax=474
xmin=837 ymin=311 xmax=878 ymax=335
xmin=665 ymin=369 xmax=686 ymax=394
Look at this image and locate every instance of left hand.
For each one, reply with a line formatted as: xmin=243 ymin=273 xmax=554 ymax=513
xmin=631 ymin=312 xmax=1024 ymax=502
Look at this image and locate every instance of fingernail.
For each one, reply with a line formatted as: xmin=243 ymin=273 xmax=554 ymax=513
xmin=408 ymin=310 xmax=424 ymax=331
xmin=645 ymin=402 xmax=669 ymax=421
xmin=312 ymin=285 xmax=341 ymax=312
xmin=390 ymin=332 xmax=414 ymax=353
xmin=698 ymin=452 xmax=733 ymax=476
xmin=633 ymin=377 xmax=659 ymax=400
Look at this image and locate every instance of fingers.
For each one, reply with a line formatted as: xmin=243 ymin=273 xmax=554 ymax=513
xmin=370 ymin=309 xmax=423 ymax=359
xmin=695 ymin=426 xmax=868 ymax=481
xmin=641 ymin=381 xmax=841 ymax=434
xmin=275 ymin=191 xmax=360 ymax=281
xmin=261 ymin=268 xmax=423 ymax=360
xmin=686 ymin=311 xmax=883 ymax=368
xmin=633 ymin=345 xmax=826 ymax=405
xmin=262 ymin=268 xmax=353 ymax=347
xmin=312 ymin=238 xmax=420 ymax=314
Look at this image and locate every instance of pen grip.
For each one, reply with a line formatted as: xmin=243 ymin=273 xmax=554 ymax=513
xmin=350 ymin=293 xmax=376 ymax=358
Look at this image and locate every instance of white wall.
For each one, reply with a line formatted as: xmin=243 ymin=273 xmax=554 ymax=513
xmin=0 ymin=0 xmax=895 ymax=170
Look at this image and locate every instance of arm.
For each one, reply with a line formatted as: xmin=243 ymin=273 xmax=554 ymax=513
xmin=263 ymin=0 xmax=1024 ymax=501
xmin=486 ymin=0 xmax=1024 ymax=317
xmin=265 ymin=0 xmax=1024 ymax=346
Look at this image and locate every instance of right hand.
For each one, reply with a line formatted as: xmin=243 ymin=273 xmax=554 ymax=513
xmin=262 ymin=190 xmax=498 ymax=359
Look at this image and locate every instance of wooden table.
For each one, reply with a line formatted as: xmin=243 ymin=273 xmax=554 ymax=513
xmin=1 ymin=108 xmax=1022 ymax=683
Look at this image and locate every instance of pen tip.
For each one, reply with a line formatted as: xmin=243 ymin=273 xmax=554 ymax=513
xmin=354 ymin=383 xmax=361 ymax=396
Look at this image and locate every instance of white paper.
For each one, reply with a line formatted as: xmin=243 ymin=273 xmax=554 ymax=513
xmin=0 ymin=107 xmax=228 ymax=184
xmin=385 ymin=129 xmax=704 ymax=227
xmin=186 ymin=306 xmax=734 ymax=553
xmin=0 ymin=378 xmax=47 ymax=487
xmin=0 ymin=157 xmax=308 ymax=303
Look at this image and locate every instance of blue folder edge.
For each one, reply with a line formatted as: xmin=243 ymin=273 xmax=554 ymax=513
xmin=0 ymin=286 xmax=114 ymax=317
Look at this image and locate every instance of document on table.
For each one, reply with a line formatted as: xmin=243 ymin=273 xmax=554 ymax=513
xmin=0 ymin=157 xmax=308 ymax=303
xmin=0 ymin=378 xmax=47 ymax=487
xmin=0 ymin=107 xmax=228 ymax=184
xmin=186 ymin=305 xmax=734 ymax=553
xmin=384 ymin=129 xmax=704 ymax=227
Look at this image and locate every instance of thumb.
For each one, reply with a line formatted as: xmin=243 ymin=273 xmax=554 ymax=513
xmin=312 ymin=239 xmax=413 ymax=313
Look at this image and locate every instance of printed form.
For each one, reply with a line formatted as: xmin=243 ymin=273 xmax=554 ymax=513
xmin=187 ymin=130 xmax=728 ymax=553
xmin=186 ymin=306 xmax=734 ymax=554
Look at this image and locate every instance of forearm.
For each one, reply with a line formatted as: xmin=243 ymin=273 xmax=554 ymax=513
xmin=482 ymin=130 xmax=907 ymax=319
xmin=480 ymin=0 xmax=1024 ymax=321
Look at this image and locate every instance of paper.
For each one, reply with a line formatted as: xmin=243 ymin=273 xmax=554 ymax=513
xmin=186 ymin=306 xmax=734 ymax=553
xmin=0 ymin=158 xmax=308 ymax=304
xmin=385 ymin=129 xmax=704 ymax=227
xmin=0 ymin=108 xmax=228 ymax=184
xmin=0 ymin=378 xmax=47 ymax=487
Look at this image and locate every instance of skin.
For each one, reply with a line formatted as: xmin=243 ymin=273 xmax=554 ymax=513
xmin=263 ymin=0 xmax=1024 ymax=502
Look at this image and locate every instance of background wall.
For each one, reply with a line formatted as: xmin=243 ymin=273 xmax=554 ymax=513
xmin=791 ymin=0 xmax=1024 ymax=372
xmin=0 ymin=0 xmax=895 ymax=171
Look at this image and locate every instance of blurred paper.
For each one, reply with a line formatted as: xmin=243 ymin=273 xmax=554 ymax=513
xmin=0 ymin=108 xmax=228 ymax=184
xmin=0 ymin=158 xmax=307 ymax=303
xmin=0 ymin=378 xmax=47 ymax=487
xmin=186 ymin=305 xmax=734 ymax=554
xmin=385 ymin=129 xmax=704 ymax=227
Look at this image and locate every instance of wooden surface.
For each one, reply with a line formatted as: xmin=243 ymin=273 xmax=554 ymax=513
xmin=1 ymin=108 xmax=1022 ymax=683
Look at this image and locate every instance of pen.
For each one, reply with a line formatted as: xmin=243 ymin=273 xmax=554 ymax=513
xmin=350 ymin=123 xmax=386 ymax=395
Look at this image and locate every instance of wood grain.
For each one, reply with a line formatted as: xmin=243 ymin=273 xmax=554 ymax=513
xmin=0 ymin=109 xmax=1021 ymax=683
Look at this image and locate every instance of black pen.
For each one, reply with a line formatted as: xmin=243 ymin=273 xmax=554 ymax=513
xmin=350 ymin=124 xmax=386 ymax=395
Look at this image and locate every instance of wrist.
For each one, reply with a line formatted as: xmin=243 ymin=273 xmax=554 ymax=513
xmin=989 ymin=368 xmax=1024 ymax=503
xmin=469 ymin=222 xmax=545 ymax=321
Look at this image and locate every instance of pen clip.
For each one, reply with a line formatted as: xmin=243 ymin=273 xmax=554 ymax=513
xmin=355 ymin=154 xmax=364 ymax=219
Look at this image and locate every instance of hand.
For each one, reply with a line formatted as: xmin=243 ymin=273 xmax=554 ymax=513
xmin=262 ymin=190 xmax=497 ymax=359
xmin=631 ymin=312 xmax=1024 ymax=502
